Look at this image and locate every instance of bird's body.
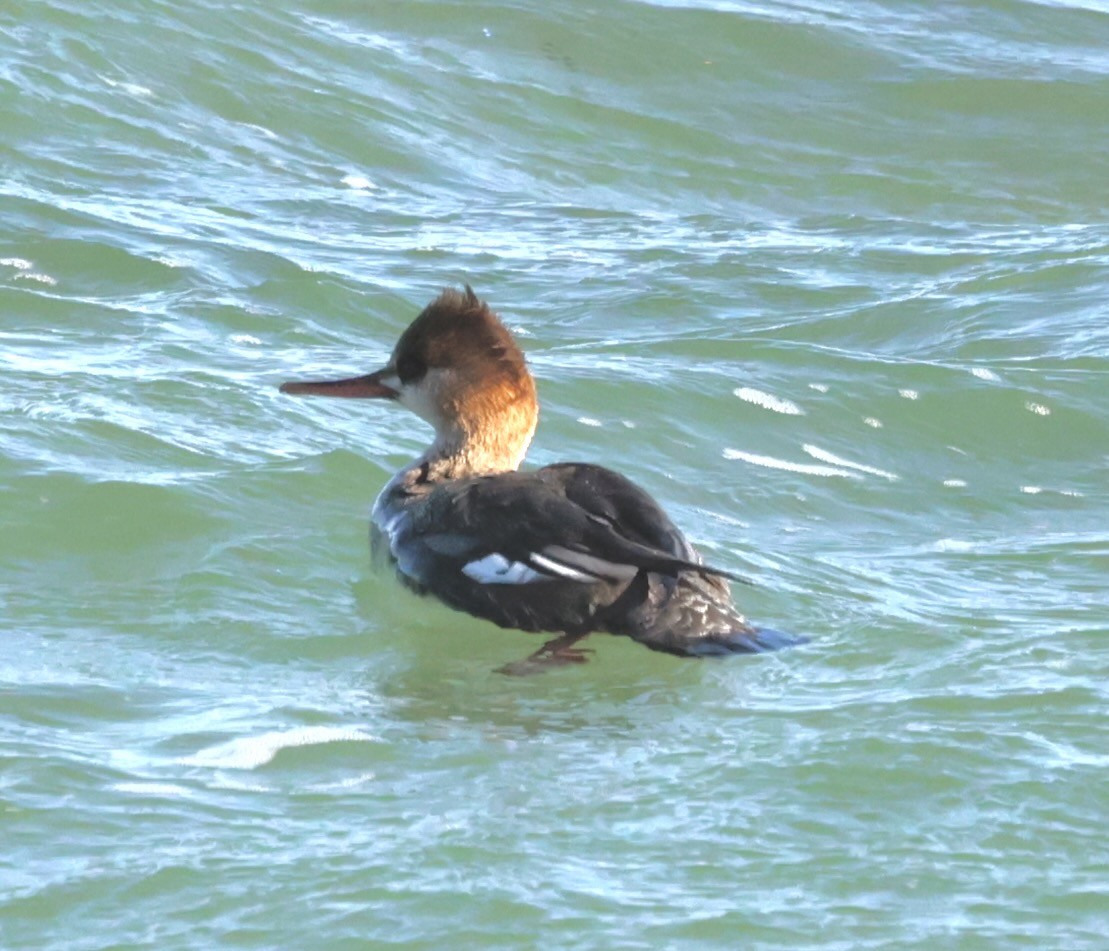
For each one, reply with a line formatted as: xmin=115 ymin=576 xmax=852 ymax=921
xmin=281 ymin=287 xmax=804 ymax=671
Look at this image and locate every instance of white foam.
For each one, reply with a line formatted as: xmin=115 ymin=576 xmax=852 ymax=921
xmin=101 ymin=75 xmax=153 ymax=97
xmin=181 ymin=726 xmax=378 ymax=770
xmin=934 ymin=538 xmax=975 ymax=552
xmin=863 ymin=417 xmax=882 ymax=429
xmin=723 ymin=448 xmax=859 ymax=479
xmin=342 ymin=174 xmax=377 ymax=191
xmin=15 ymin=271 xmax=56 ymax=285
xmin=113 ymin=782 xmax=191 ymax=797
xmin=899 ymin=389 xmax=919 ymax=400
xmin=1025 ymin=401 xmax=1051 ymax=416
xmin=970 ymin=367 xmax=1000 ymax=382
xmin=1020 ymin=486 xmax=1043 ymax=495
xmin=309 ymin=772 xmax=377 ymax=792
xmin=733 ymin=387 xmax=803 ymax=415
xmin=153 ymin=254 xmax=188 ymax=268
xmin=808 ymin=383 xmax=829 ymax=393
xmin=230 ymin=333 xmax=262 ymax=345
xmin=943 ymin=479 xmax=967 ymax=488
xmin=0 ymin=257 xmax=32 ymax=270
xmin=802 ymin=444 xmax=898 ymax=481
xmin=244 ymin=123 xmax=278 ymax=140
xmin=577 ymin=416 xmax=603 ymax=427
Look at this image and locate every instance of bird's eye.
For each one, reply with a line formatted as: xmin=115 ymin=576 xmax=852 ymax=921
xmin=396 ymin=353 xmax=427 ymax=384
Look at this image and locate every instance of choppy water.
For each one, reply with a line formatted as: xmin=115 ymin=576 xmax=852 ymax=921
xmin=3 ymin=1 xmax=1108 ymax=947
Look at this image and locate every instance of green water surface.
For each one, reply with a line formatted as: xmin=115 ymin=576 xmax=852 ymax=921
xmin=2 ymin=0 xmax=1108 ymax=948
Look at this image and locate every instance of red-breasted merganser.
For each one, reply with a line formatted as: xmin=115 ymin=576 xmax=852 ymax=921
xmin=281 ymin=286 xmax=805 ymax=673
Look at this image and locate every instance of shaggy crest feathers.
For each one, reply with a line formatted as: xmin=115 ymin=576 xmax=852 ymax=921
xmin=394 ymin=286 xmax=533 ymax=395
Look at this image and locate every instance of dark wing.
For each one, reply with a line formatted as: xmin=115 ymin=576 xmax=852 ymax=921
xmin=415 ymin=463 xmax=736 ymax=579
xmin=379 ymin=464 xmax=710 ymax=630
xmin=383 ymin=463 xmax=804 ymax=654
xmin=539 ymin=462 xmax=699 ymax=564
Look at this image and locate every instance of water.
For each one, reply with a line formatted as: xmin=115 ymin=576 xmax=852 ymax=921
xmin=3 ymin=0 xmax=1108 ymax=947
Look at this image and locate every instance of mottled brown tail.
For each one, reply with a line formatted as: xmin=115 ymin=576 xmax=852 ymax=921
xmin=605 ymin=572 xmax=807 ymax=657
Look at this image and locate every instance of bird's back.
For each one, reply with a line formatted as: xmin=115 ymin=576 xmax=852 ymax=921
xmin=374 ymin=461 xmax=802 ymax=655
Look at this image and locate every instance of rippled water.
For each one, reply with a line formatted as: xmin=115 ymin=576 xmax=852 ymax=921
xmin=3 ymin=0 xmax=1108 ymax=947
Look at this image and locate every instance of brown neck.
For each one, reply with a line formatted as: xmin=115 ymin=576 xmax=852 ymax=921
xmin=420 ymin=398 xmax=538 ymax=481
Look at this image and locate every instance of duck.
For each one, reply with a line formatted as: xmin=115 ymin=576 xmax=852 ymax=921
xmin=280 ymin=286 xmax=804 ymax=673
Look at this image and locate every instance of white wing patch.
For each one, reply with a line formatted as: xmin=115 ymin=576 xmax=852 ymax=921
xmin=461 ymin=553 xmax=545 ymax=585
xmin=529 ymin=552 xmax=596 ymax=582
xmin=461 ymin=546 xmax=639 ymax=586
xmin=540 ymin=545 xmax=638 ymax=583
